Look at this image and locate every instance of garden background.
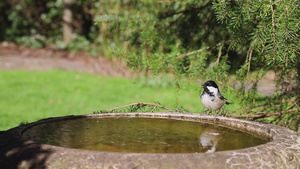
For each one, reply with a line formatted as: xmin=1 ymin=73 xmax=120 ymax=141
xmin=0 ymin=0 xmax=299 ymax=131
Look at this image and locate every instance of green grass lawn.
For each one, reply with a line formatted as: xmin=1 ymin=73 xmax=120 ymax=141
xmin=0 ymin=70 xmax=239 ymax=131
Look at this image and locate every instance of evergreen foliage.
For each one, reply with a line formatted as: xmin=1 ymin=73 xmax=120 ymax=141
xmin=213 ymin=0 xmax=299 ymax=76
xmin=213 ymin=0 xmax=299 ymax=130
xmin=95 ymin=1 xmax=234 ymax=80
xmin=95 ymin=0 xmax=300 ymax=130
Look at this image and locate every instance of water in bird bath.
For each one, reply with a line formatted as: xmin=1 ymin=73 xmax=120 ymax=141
xmin=22 ymin=117 xmax=269 ymax=153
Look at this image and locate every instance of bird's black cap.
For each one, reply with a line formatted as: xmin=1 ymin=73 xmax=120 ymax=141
xmin=202 ymin=80 xmax=219 ymax=89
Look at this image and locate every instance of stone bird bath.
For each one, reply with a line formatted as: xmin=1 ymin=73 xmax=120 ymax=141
xmin=0 ymin=112 xmax=299 ymax=168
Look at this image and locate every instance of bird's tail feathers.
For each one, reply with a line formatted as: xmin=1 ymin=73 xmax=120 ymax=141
xmin=225 ymin=101 xmax=232 ymax=105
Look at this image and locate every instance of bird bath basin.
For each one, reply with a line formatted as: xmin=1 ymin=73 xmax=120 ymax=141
xmin=1 ymin=112 xmax=299 ymax=168
xmin=22 ymin=117 xmax=268 ymax=154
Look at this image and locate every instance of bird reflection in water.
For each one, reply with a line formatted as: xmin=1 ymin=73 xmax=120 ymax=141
xmin=199 ymin=126 xmax=226 ymax=153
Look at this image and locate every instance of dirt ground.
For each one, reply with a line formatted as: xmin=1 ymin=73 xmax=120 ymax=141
xmin=0 ymin=42 xmax=132 ymax=77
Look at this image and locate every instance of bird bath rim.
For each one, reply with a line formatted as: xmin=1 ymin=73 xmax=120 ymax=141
xmin=1 ymin=112 xmax=299 ymax=169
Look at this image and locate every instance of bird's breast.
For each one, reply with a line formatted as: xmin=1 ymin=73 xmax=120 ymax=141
xmin=200 ymin=94 xmax=224 ymax=110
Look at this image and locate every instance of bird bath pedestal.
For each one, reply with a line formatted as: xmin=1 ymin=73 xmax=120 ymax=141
xmin=0 ymin=112 xmax=299 ymax=168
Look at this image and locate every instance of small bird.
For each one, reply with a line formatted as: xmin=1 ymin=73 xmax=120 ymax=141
xmin=200 ymin=80 xmax=231 ymax=111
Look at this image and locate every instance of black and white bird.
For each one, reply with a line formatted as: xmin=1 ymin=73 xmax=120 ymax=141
xmin=200 ymin=80 xmax=231 ymax=111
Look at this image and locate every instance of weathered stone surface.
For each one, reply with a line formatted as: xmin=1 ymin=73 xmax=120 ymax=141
xmin=0 ymin=112 xmax=299 ymax=169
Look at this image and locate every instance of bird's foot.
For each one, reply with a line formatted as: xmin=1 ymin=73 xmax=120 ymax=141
xmin=201 ymin=110 xmax=210 ymax=115
xmin=214 ymin=113 xmax=220 ymax=117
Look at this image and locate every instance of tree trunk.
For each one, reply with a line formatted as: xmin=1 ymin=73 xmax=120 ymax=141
xmin=63 ymin=0 xmax=73 ymax=44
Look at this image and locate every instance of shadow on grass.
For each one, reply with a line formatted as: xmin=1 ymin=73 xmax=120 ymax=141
xmin=0 ymin=129 xmax=52 ymax=169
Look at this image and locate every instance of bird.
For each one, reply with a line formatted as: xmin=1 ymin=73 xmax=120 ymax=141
xmin=200 ymin=80 xmax=231 ymax=112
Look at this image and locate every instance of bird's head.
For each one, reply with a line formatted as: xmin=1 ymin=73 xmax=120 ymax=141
xmin=202 ymin=80 xmax=219 ymax=94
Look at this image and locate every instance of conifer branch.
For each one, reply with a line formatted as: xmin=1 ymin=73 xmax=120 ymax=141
xmin=215 ymin=43 xmax=224 ymax=65
xmin=269 ymin=0 xmax=277 ymax=63
xmin=177 ymin=43 xmax=222 ymax=59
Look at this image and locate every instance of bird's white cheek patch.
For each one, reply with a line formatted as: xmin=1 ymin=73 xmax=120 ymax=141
xmin=206 ymin=86 xmax=218 ymax=95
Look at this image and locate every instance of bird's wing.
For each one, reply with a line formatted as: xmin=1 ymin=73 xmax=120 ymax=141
xmin=217 ymin=93 xmax=231 ymax=104
xmin=217 ymin=93 xmax=226 ymax=100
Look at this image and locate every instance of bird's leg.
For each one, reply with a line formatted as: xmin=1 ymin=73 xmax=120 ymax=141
xmin=220 ymin=108 xmax=228 ymax=117
xmin=214 ymin=110 xmax=220 ymax=117
xmin=215 ymin=108 xmax=228 ymax=117
xmin=201 ymin=110 xmax=209 ymax=115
